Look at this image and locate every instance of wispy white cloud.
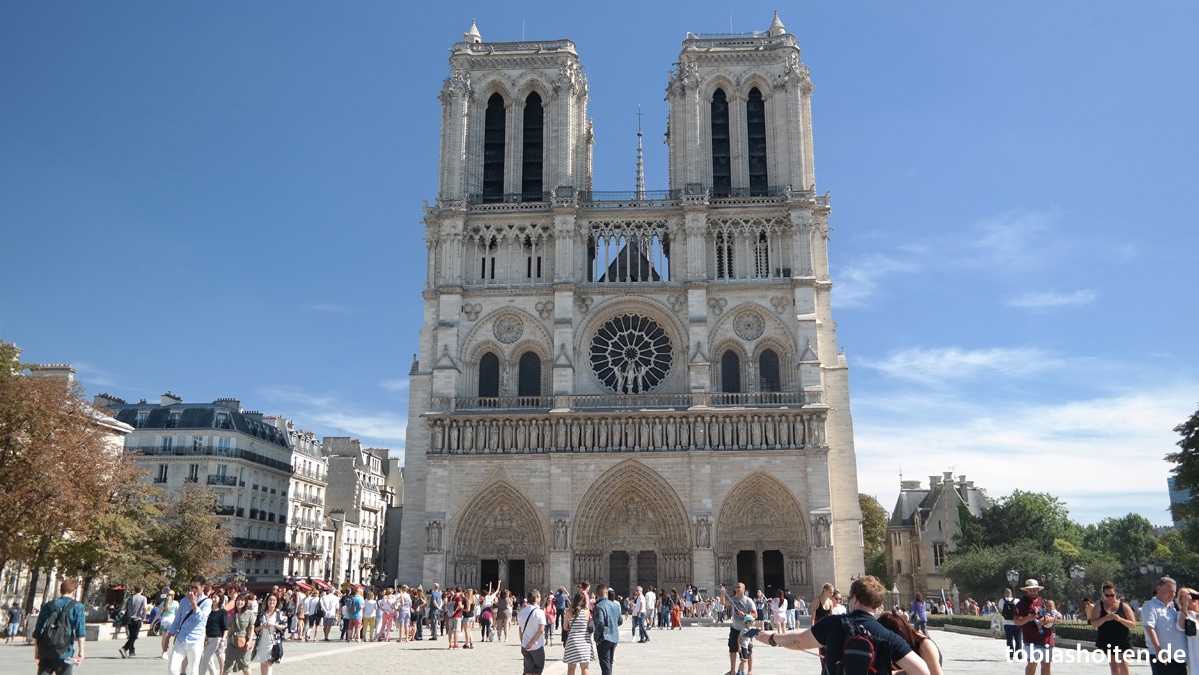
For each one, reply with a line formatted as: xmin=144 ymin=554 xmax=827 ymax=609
xmin=959 ymin=209 xmax=1060 ymax=270
xmin=72 ymin=361 xmax=122 ymax=388
xmin=1005 ymin=289 xmax=1097 ymax=309
xmin=859 ymin=346 xmax=1063 ymax=385
xmin=306 ymin=303 xmax=354 ymax=313
xmin=835 ymin=254 xmax=918 ymax=308
xmin=311 ymin=411 xmax=407 ymax=446
xmin=380 ymin=378 xmax=409 ymax=393
xmin=256 ymin=385 xmax=334 ymax=408
xmin=854 ymin=384 xmax=1195 ymax=526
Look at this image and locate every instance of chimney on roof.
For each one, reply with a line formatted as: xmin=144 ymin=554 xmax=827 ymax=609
xmin=213 ymin=398 xmax=241 ymax=411
xmin=957 ymin=474 xmax=968 ymax=488
xmin=161 ymin=392 xmax=182 ymax=406
xmin=943 ymin=471 xmax=954 ymax=483
xmin=929 ymin=475 xmax=942 ymax=486
xmin=901 ymin=480 xmax=922 ymax=490
xmin=242 ymin=410 xmax=263 ymax=422
xmin=93 ymin=393 xmax=126 ymax=408
xmin=31 ymin=364 xmax=76 ymax=383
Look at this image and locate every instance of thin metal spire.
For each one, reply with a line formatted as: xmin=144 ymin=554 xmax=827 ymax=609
xmin=635 ymin=105 xmax=645 ymax=199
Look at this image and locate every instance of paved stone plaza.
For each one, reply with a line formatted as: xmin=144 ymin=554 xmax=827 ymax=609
xmin=0 ymin=626 xmax=1151 ymax=675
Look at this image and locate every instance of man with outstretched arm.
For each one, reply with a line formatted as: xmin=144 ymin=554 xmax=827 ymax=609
xmin=754 ymin=575 xmax=930 ymax=675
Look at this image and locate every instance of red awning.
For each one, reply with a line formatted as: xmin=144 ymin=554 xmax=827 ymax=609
xmin=310 ymin=579 xmax=332 ymax=591
xmin=294 ymin=582 xmax=313 ymax=591
xmin=245 ymin=583 xmax=277 ymax=593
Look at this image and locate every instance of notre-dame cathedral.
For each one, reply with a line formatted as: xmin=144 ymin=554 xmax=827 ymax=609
xmin=398 ymin=13 xmax=865 ymax=599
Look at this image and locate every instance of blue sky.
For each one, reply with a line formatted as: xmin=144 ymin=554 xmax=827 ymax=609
xmin=2 ymin=2 xmax=1196 ymax=526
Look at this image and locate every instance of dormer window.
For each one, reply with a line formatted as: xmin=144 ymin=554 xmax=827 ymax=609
xmin=136 ymin=410 xmax=149 ymax=428
xmin=166 ymin=412 xmax=180 ymax=429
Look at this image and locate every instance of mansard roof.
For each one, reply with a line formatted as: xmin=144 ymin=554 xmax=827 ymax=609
xmin=110 ymin=402 xmax=291 ymax=449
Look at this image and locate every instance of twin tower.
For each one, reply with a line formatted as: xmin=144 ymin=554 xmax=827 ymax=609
xmin=398 ymin=14 xmax=865 ymax=599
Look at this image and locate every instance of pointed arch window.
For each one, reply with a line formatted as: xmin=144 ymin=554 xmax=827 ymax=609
xmin=711 ymin=88 xmax=731 ymax=194
xmin=521 ymin=92 xmax=543 ymax=202
xmin=483 ymin=93 xmax=506 ymax=203
xmin=721 ymin=350 xmax=742 ymax=393
xmin=746 ymin=87 xmax=768 ymax=194
xmin=517 ymin=352 xmax=542 ymax=397
xmin=759 ymin=349 xmax=781 ymax=392
xmin=479 ymin=353 xmax=500 ymax=398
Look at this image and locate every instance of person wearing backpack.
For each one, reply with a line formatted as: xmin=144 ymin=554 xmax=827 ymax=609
xmin=33 ymin=578 xmax=86 ymax=675
xmin=999 ymin=588 xmax=1023 ymax=660
xmin=752 ymin=575 xmax=931 ymax=675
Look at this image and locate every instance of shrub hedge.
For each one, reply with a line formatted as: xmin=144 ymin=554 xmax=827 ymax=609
xmin=927 ymin=615 xmax=1146 ymax=648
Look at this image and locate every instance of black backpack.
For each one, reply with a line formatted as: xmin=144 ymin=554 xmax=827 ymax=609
xmin=35 ymin=600 xmax=78 ymax=660
xmin=832 ymin=616 xmax=890 ymax=675
xmin=1001 ymin=599 xmax=1017 ymax=621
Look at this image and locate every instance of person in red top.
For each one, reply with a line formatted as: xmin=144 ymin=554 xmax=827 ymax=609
xmin=1015 ymin=579 xmax=1057 ymax=675
xmin=447 ymin=588 xmax=465 ymax=650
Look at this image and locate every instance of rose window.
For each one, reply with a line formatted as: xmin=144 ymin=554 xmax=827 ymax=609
xmin=590 ymin=314 xmax=673 ymax=393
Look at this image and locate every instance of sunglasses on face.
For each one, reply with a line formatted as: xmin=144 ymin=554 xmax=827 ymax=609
xmin=1104 ymin=593 xmax=1116 ymax=598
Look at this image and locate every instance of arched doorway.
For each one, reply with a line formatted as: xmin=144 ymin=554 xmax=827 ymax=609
xmin=572 ymin=460 xmax=692 ymax=596
xmin=451 ymin=480 xmax=548 ymax=596
xmin=715 ymin=470 xmax=811 ymax=597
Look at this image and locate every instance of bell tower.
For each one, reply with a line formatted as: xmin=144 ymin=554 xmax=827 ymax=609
xmin=436 ymin=21 xmax=592 ymax=205
xmin=665 ymin=11 xmax=814 ymax=195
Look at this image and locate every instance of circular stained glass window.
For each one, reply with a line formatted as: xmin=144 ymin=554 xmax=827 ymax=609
xmin=590 ymin=314 xmax=673 ymax=393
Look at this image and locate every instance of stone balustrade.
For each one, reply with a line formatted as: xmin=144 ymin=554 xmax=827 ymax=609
xmin=426 ymin=408 xmax=827 ymax=455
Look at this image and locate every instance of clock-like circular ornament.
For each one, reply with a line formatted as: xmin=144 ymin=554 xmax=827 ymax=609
xmin=493 ymin=315 xmax=524 ymax=344
xmin=733 ymin=311 xmax=765 ymax=340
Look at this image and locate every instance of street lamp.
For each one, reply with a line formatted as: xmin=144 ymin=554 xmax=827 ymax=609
xmin=891 ymin=583 xmax=901 ymax=609
xmin=1069 ymin=564 xmax=1085 ymax=581
xmin=1007 ymin=569 xmax=1019 ymax=590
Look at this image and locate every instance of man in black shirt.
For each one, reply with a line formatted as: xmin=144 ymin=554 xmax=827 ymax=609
xmin=755 ymin=575 xmax=930 ymax=675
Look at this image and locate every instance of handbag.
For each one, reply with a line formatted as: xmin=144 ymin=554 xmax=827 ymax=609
xmin=270 ymin=638 xmax=284 ymax=662
xmin=1186 ymin=617 xmax=1197 ymax=638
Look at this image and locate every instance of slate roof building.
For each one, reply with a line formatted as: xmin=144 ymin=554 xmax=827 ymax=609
xmin=109 ymin=394 xmax=294 ymax=588
xmin=886 ymin=471 xmax=991 ymax=605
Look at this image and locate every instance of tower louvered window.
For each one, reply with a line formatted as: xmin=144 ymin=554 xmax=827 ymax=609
xmin=711 ymin=89 xmax=731 ymax=194
xmin=483 ymin=93 xmax=506 ymax=203
xmin=521 ymin=93 xmax=543 ymax=202
xmin=747 ymin=88 xmax=768 ymax=194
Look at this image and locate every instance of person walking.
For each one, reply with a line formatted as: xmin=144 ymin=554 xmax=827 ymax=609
xmin=771 ymin=589 xmax=788 ymax=634
xmin=346 ymin=588 xmax=364 ymax=642
xmin=1091 ymin=581 xmax=1135 ymax=675
xmin=119 ymin=587 xmax=148 ymax=658
xmin=563 ymin=591 xmax=593 ymax=675
xmin=1177 ymin=587 xmax=1198 ymax=675
xmin=1144 ymin=576 xmax=1187 ymax=675
xmin=670 ymin=589 xmax=682 ymax=629
xmin=5 ymin=601 xmax=23 ymax=644
xmin=593 ymin=586 xmax=622 ymax=675
xmin=319 ymin=589 xmax=339 ymax=642
xmin=251 ymin=593 xmax=285 ymax=675
xmin=911 ymin=593 xmax=929 ymax=637
xmin=164 ymin=576 xmax=212 ymax=675
xmin=198 ymin=588 xmax=227 ymax=675
xmin=518 ymin=589 xmax=548 ymax=675
xmin=224 ymin=593 xmax=256 ymax=675
xmin=33 ymin=578 xmax=86 ymax=675
xmin=428 ymin=583 xmax=443 ymax=642
xmin=1014 ymin=579 xmax=1055 ymax=675
xmin=631 ymin=587 xmax=648 ymax=643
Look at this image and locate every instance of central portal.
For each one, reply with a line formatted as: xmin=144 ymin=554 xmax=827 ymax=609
xmin=609 ymin=551 xmax=630 ymax=597
xmin=637 ymin=550 xmax=658 ymax=591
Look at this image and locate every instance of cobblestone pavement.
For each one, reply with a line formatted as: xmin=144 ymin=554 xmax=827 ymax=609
xmin=0 ymin=625 xmax=1154 ymax=675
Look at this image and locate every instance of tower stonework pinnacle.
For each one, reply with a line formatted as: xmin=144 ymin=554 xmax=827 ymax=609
xmin=769 ymin=11 xmax=786 ymax=37
xmin=464 ymin=19 xmax=482 ymax=44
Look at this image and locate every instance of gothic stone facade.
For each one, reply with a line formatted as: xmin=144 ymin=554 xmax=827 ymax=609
xmin=398 ymin=15 xmax=865 ymax=599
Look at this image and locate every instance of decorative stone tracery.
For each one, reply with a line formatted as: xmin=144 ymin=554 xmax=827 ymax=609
xmin=451 ymin=479 xmax=548 ymax=589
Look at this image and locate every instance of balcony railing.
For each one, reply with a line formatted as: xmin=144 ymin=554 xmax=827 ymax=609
xmin=291 ymin=517 xmax=322 ymax=530
xmin=129 ymin=445 xmax=293 ymax=474
xmin=231 ymin=537 xmax=288 ymax=552
xmin=431 ymin=391 xmax=820 ymax=413
xmin=293 ymin=466 xmax=326 ymax=482
xmin=206 ymin=474 xmax=242 ymax=487
xmin=213 ymin=505 xmax=237 ymax=516
xmin=298 ymin=493 xmax=324 ymax=507
xmin=288 ymin=543 xmax=326 ymax=556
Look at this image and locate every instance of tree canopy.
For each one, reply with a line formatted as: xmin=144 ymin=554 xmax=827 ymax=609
xmin=859 ymin=493 xmax=888 ymax=557
xmin=1167 ymin=404 xmax=1199 ymax=523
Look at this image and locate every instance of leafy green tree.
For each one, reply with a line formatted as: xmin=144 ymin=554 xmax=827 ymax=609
xmin=941 ymin=544 xmax=1065 ymax=602
xmin=859 ymin=493 xmax=888 ymax=557
xmin=153 ymin=486 xmax=231 ymax=585
xmin=955 ymin=490 xmax=1080 ymax=552
xmin=1081 ymin=514 xmax=1159 ymax=568
xmin=865 ymin=547 xmax=892 ymax=590
xmin=1167 ymin=404 xmax=1199 ymax=523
